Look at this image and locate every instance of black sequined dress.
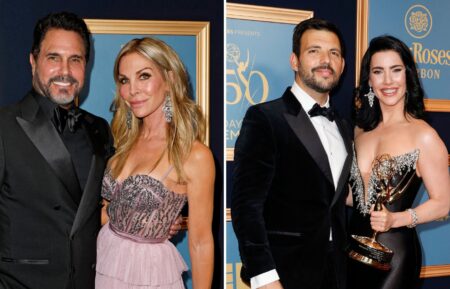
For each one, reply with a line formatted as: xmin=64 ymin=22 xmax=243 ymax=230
xmin=348 ymin=148 xmax=422 ymax=289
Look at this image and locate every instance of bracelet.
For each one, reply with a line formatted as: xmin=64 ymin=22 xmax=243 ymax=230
xmin=406 ymin=208 xmax=418 ymax=228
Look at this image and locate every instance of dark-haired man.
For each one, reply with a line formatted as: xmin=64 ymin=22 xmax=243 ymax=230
xmin=0 ymin=12 xmax=113 ymax=289
xmin=231 ymin=18 xmax=353 ymax=289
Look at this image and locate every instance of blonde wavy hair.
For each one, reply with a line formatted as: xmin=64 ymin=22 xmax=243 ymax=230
xmin=109 ymin=37 xmax=206 ymax=182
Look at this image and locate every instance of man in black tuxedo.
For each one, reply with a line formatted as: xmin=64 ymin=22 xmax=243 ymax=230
xmin=231 ymin=18 xmax=353 ymax=289
xmin=0 ymin=12 xmax=114 ymax=289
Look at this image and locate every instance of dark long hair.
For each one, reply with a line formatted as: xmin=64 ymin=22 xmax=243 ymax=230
xmin=354 ymin=35 xmax=425 ymax=131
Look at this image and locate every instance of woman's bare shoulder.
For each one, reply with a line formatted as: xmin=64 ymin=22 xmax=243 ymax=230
xmin=189 ymin=141 xmax=213 ymax=161
xmin=409 ymin=119 xmax=441 ymax=145
xmin=184 ymin=141 xmax=215 ymax=175
xmin=403 ymin=119 xmax=446 ymax=158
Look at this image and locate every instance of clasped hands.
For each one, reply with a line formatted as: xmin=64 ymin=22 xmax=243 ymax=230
xmin=169 ymin=215 xmax=184 ymax=238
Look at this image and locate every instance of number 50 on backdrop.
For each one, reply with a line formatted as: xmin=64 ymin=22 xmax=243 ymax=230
xmin=225 ymin=4 xmax=312 ymax=161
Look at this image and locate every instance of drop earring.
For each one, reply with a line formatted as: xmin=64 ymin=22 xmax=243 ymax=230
xmin=162 ymin=93 xmax=173 ymax=123
xmin=126 ymin=108 xmax=132 ymax=129
xmin=365 ymin=86 xmax=376 ymax=108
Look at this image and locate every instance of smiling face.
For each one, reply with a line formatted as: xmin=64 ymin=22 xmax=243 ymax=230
xmin=369 ymin=50 xmax=407 ymax=110
xmin=290 ymin=29 xmax=345 ymax=100
xmin=117 ymin=52 xmax=169 ymax=120
xmin=30 ymin=29 xmax=86 ymax=106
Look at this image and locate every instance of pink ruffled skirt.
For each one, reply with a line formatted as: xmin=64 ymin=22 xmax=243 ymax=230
xmin=95 ymin=223 xmax=187 ymax=289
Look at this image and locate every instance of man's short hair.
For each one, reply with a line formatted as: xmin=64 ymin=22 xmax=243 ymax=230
xmin=292 ymin=18 xmax=345 ymax=58
xmin=31 ymin=11 xmax=91 ymax=62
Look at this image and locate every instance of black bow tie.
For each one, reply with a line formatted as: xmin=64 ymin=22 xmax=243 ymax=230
xmin=308 ymin=103 xmax=335 ymax=122
xmin=52 ymin=106 xmax=82 ymax=133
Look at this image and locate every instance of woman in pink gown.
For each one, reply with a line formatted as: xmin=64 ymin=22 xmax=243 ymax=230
xmin=95 ymin=37 xmax=215 ymax=289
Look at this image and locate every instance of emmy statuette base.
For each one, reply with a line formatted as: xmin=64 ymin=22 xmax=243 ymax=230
xmin=348 ymin=235 xmax=393 ymax=271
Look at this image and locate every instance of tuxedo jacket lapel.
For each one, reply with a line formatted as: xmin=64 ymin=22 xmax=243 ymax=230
xmin=331 ymin=116 xmax=353 ymax=206
xmin=16 ymin=94 xmax=82 ymax=204
xmin=70 ymin=155 xmax=103 ymax=237
xmin=282 ymin=90 xmax=334 ymax=186
xmin=70 ymin=115 xmax=108 ymax=237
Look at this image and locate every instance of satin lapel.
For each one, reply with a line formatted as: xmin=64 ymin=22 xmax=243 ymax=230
xmin=282 ymin=91 xmax=334 ymax=186
xmin=331 ymin=116 xmax=353 ymax=206
xmin=16 ymin=94 xmax=82 ymax=204
xmin=70 ymin=155 xmax=104 ymax=237
xmin=70 ymin=116 xmax=107 ymax=236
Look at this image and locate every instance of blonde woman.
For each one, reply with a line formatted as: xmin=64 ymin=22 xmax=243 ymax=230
xmin=95 ymin=37 xmax=214 ymax=289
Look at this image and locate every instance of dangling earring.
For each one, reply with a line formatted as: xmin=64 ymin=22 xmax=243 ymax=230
xmin=162 ymin=93 xmax=173 ymax=123
xmin=126 ymin=108 xmax=132 ymax=129
xmin=365 ymin=86 xmax=376 ymax=108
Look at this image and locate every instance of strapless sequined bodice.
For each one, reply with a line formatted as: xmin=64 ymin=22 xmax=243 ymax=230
xmin=101 ymin=170 xmax=187 ymax=241
xmin=348 ymin=147 xmax=424 ymax=289
xmin=349 ymin=146 xmax=421 ymax=215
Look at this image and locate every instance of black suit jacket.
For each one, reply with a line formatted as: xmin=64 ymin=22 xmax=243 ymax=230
xmin=231 ymin=88 xmax=352 ymax=289
xmin=0 ymin=92 xmax=114 ymax=289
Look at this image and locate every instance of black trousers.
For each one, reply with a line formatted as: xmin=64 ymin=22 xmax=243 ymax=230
xmin=320 ymin=242 xmax=338 ymax=289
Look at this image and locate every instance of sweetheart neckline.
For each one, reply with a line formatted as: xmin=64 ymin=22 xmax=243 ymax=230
xmin=105 ymin=170 xmax=187 ymax=197
xmin=351 ymin=145 xmax=420 ymax=215
xmin=353 ymin=147 xmax=420 ymax=188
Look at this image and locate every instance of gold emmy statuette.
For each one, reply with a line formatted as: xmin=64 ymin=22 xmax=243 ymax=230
xmin=348 ymin=154 xmax=397 ymax=271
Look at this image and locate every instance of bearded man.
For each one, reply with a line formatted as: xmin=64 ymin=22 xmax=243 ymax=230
xmin=0 ymin=12 xmax=113 ymax=289
xmin=231 ymin=18 xmax=353 ymax=289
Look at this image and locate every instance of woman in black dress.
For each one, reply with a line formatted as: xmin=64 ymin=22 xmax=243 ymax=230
xmin=347 ymin=35 xmax=450 ymax=289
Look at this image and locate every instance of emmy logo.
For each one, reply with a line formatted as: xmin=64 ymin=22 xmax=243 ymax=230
xmin=226 ymin=43 xmax=269 ymax=106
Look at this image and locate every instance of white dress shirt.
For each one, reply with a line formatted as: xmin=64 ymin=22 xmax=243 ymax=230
xmin=250 ymin=82 xmax=347 ymax=288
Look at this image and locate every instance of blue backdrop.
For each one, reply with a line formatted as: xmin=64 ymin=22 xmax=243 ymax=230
xmin=226 ymin=19 xmax=295 ymax=150
xmin=368 ymin=0 xmax=449 ymax=102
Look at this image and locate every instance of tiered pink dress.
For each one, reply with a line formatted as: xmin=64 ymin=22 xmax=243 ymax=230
xmin=96 ymin=168 xmax=188 ymax=289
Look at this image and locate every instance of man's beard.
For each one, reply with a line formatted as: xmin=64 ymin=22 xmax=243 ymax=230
xmin=33 ymin=74 xmax=80 ymax=106
xmin=299 ymin=64 xmax=340 ymax=93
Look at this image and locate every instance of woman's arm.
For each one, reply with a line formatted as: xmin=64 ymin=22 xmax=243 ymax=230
xmin=408 ymin=127 xmax=450 ymax=224
xmin=185 ymin=141 xmax=215 ymax=289
xmin=101 ymin=199 xmax=110 ymax=226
